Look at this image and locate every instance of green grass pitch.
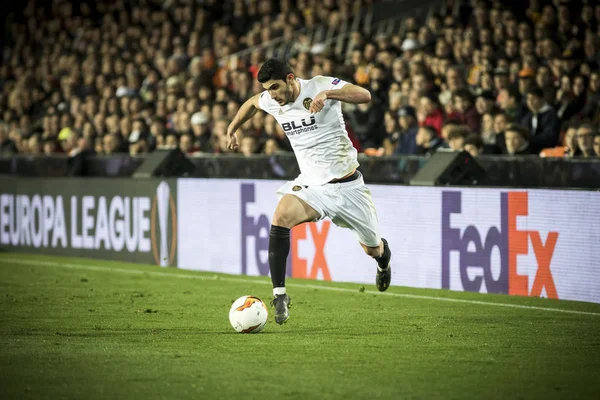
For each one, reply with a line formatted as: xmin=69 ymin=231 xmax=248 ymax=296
xmin=1 ymin=253 xmax=599 ymax=399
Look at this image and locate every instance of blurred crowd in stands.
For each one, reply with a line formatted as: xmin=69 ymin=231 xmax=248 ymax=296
xmin=1 ymin=0 xmax=600 ymax=160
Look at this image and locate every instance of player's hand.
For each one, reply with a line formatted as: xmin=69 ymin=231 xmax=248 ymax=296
xmin=309 ymin=92 xmax=328 ymax=113
xmin=227 ymin=128 xmax=239 ymax=151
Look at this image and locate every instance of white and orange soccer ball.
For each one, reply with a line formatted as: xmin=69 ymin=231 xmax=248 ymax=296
xmin=229 ymin=296 xmax=269 ymax=333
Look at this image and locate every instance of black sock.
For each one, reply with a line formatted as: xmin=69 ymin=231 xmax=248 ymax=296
xmin=269 ymin=225 xmax=290 ymax=288
xmin=374 ymin=239 xmax=391 ymax=269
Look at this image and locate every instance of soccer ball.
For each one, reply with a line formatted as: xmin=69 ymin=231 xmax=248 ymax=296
xmin=229 ymin=296 xmax=269 ymax=333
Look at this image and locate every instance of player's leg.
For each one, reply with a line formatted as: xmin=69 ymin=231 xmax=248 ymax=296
xmin=359 ymin=239 xmax=392 ymax=292
xmin=269 ymin=194 xmax=320 ymax=324
xmin=359 ymin=241 xmax=384 ymax=257
xmin=328 ymin=176 xmax=393 ymax=291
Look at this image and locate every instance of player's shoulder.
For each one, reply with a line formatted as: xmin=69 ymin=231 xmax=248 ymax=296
xmin=306 ymin=75 xmax=341 ymax=86
xmin=258 ymin=91 xmax=275 ymax=111
xmin=305 ymin=75 xmax=347 ymax=93
xmin=258 ymin=90 xmax=270 ymax=102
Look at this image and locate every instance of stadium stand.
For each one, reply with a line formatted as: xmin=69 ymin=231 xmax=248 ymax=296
xmin=0 ymin=0 xmax=599 ymax=161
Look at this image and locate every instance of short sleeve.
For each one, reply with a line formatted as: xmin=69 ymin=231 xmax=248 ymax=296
xmin=258 ymin=91 xmax=270 ymax=111
xmin=327 ymin=77 xmax=349 ymax=90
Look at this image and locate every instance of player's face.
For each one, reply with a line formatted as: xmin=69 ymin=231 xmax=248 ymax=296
xmin=262 ymin=74 xmax=295 ymax=106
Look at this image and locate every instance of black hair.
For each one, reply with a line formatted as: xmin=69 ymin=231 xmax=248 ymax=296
xmin=452 ymin=88 xmax=474 ymax=103
xmin=526 ymin=86 xmax=544 ymax=99
xmin=464 ymin=134 xmax=484 ymax=149
xmin=257 ymin=58 xmax=294 ymax=83
xmin=504 ymin=86 xmax=521 ymax=102
xmin=505 ymin=123 xmax=531 ymax=141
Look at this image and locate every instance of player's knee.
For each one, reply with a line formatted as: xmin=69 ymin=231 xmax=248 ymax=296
xmin=361 ymin=242 xmax=382 ymax=258
xmin=364 ymin=246 xmax=380 ymax=257
xmin=272 ymin=210 xmax=295 ymax=229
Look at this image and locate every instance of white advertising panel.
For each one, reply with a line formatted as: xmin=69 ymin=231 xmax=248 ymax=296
xmin=177 ymin=179 xmax=600 ymax=304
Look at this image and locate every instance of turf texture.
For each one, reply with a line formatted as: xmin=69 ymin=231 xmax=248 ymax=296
xmin=0 ymin=253 xmax=599 ymax=399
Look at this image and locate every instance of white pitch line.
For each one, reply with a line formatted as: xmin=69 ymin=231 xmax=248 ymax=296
xmin=1 ymin=258 xmax=600 ymax=317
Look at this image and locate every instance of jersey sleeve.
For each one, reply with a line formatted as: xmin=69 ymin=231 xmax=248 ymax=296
xmin=326 ymin=76 xmax=349 ymax=91
xmin=257 ymin=91 xmax=270 ymax=112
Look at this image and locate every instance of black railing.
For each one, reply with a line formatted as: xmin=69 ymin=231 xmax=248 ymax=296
xmin=1 ymin=154 xmax=600 ymax=189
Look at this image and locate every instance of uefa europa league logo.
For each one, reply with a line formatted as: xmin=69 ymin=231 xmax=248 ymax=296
xmin=156 ymin=181 xmax=170 ymax=267
xmin=151 ymin=181 xmax=177 ymax=266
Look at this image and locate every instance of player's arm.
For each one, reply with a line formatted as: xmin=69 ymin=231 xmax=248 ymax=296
xmin=309 ymin=84 xmax=371 ymax=113
xmin=227 ymin=93 xmax=262 ymax=151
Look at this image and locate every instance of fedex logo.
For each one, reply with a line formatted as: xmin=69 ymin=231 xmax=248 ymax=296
xmin=442 ymin=191 xmax=558 ymax=298
xmin=241 ymin=184 xmax=331 ymax=280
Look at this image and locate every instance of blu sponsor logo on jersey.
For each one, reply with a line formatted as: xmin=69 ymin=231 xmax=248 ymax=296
xmin=0 ymin=181 xmax=177 ymax=266
xmin=441 ymin=191 xmax=558 ymax=298
xmin=240 ymin=183 xmax=331 ymax=280
xmin=281 ymin=115 xmax=317 ymax=136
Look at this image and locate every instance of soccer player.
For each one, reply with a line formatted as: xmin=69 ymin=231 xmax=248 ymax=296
xmin=227 ymin=58 xmax=392 ymax=325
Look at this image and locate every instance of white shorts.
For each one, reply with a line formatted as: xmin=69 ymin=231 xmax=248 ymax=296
xmin=276 ymin=172 xmax=381 ymax=247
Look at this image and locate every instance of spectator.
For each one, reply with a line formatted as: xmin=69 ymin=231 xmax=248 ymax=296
xmin=394 ymin=106 xmax=419 ymax=155
xmin=416 ymin=125 xmax=446 ymax=156
xmin=576 ymin=123 xmax=597 ymax=158
xmin=463 ymin=134 xmax=484 ymax=157
xmin=439 ymin=65 xmax=466 ymax=109
xmin=475 ymin=90 xmax=496 ymax=116
xmin=28 ymin=135 xmax=43 ymax=155
xmin=179 ymin=133 xmax=195 ymax=155
xmin=492 ymin=112 xmax=509 ymax=152
xmin=581 ymin=71 xmax=600 ymax=120
xmin=497 ymin=86 xmax=526 ymax=123
xmin=129 ymin=138 xmax=149 ymax=156
xmin=190 ymin=112 xmax=213 ymax=152
xmin=165 ymin=134 xmax=179 ymax=148
xmin=0 ymin=124 xmax=17 ymax=154
xmin=518 ymin=67 xmax=537 ymax=98
xmin=68 ymin=136 xmax=95 ymax=176
xmin=345 ymin=101 xmax=385 ymax=150
xmin=540 ymin=121 xmax=580 ymax=158
xmin=594 ymin=133 xmax=600 ymax=157
xmin=70 ymin=136 xmax=95 ymax=158
xmin=505 ymin=124 xmax=534 ymax=155
xmin=381 ymin=110 xmax=401 ymax=156
xmin=536 ymin=65 xmax=557 ymax=104
xmin=418 ymin=94 xmax=444 ymax=136
xmin=447 ymin=125 xmax=469 ymax=152
xmin=480 ymin=112 xmax=495 ymax=144
xmin=94 ymin=138 xmax=104 ymax=155
xmin=42 ymin=138 xmax=58 ymax=155
xmin=493 ymin=67 xmax=510 ymax=92
xmin=103 ymin=134 xmax=123 ymax=155
xmin=440 ymin=119 xmax=459 ymax=142
xmin=262 ymin=115 xmax=291 ymax=152
xmin=555 ymin=74 xmax=587 ymax=122
xmin=521 ymin=87 xmax=560 ymax=153
xmin=240 ymin=136 xmax=258 ymax=156
xmin=263 ymin=138 xmax=280 ymax=156
xmin=451 ymin=88 xmax=480 ymax=134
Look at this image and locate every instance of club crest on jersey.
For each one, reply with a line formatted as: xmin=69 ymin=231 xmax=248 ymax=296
xmin=302 ymin=97 xmax=313 ymax=111
xmin=292 ymin=185 xmax=302 ymax=191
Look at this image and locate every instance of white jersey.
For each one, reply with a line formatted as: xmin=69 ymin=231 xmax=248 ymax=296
xmin=258 ymin=75 xmax=359 ymax=186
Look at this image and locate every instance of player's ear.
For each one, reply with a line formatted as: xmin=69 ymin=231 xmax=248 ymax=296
xmin=286 ymin=73 xmax=295 ymax=84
